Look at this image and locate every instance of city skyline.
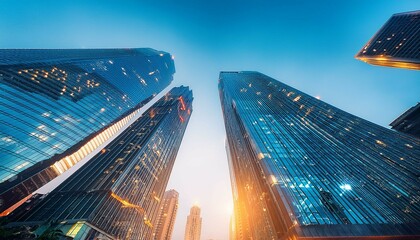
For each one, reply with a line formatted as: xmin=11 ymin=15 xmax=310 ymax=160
xmin=219 ymin=71 xmax=419 ymax=239
xmin=0 ymin=1 xmax=419 ymax=239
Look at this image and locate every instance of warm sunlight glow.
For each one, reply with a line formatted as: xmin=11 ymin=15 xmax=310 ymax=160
xmin=111 ymin=192 xmax=145 ymax=214
xmin=227 ymin=202 xmax=233 ymax=215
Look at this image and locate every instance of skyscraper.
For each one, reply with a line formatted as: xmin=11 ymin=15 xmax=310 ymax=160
xmin=219 ymin=71 xmax=420 ymax=239
xmin=184 ymin=205 xmax=202 ymax=240
xmin=390 ymin=103 xmax=420 ymax=139
xmin=6 ymin=86 xmax=193 ymax=240
xmin=0 ymin=48 xmax=175 ymax=215
xmin=355 ymin=10 xmax=420 ymax=70
xmin=153 ymin=189 xmax=179 ymax=240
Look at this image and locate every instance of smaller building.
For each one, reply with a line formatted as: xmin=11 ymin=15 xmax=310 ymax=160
xmin=153 ymin=189 xmax=179 ymax=240
xmin=390 ymin=103 xmax=420 ymax=138
xmin=355 ymin=10 xmax=420 ymax=70
xmin=184 ymin=205 xmax=202 ymax=240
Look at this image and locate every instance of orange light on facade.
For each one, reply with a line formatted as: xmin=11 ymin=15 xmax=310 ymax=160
xmin=0 ymin=194 xmax=33 ymax=217
xmin=111 ymin=192 xmax=145 ymax=214
xmin=179 ymin=96 xmax=186 ymax=111
xmin=144 ymin=218 xmax=153 ymax=228
xmin=356 ymin=56 xmax=420 ymax=70
xmin=150 ymin=108 xmax=156 ymax=118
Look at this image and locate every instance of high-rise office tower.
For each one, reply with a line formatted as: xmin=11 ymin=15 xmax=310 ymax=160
xmin=0 ymin=48 xmax=175 ymax=215
xmin=184 ymin=205 xmax=202 ymax=240
xmin=153 ymin=189 xmax=179 ymax=240
xmin=219 ymin=71 xmax=420 ymax=239
xmin=355 ymin=10 xmax=420 ymax=70
xmin=390 ymin=103 xmax=420 ymax=139
xmin=6 ymin=86 xmax=193 ymax=239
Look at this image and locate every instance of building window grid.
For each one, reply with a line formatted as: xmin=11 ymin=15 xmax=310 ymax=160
xmin=11 ymin=89 xmax=192 ymax=239
xmin=221 ymin=72 xmax=418 ymax=232
xmin=0 ymin=50 xmax=175 ymax=199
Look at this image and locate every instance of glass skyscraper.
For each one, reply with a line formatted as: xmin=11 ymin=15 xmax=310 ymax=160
xmin=6 ymin=86 xmax=193 ymax=240
xmin=219 ymin=71 xmax=419 ymax=239
xmin=390 ymin=103 xmax=420 ymax=139
xmin=355 ymin=10 xmax=420 ymax=70
xmin=0 ymin=48 xmax=175 ymax=215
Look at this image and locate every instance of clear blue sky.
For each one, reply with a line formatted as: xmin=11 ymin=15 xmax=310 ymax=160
xmin=1 ymin=1 xmax=419 ymax=239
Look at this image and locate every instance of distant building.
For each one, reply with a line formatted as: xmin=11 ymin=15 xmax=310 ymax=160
xmin=0 ymin=48 xmax=175 ymax=216
xmin=5 ymin=87 xmax=193 ymax=240
xmin=153 ymin=189 xmax=179 ymax=240
xmin=355 ymin=10 xmax=420 ymax=70
xmin=184 ymin=205 xmax=202 ymax=240
xmin=219 ymin=71 xmax=419 ymax=239
xmin=390 ymin=103 xmax=420 ymax=138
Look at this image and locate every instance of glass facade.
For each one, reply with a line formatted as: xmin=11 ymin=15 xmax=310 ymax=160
xmin=355 ymin=10 xmax=420 ymax=70
xmin=0 ymin=48 xmax=175 ymax=214
xmin=219 ymin=71 xmax=420 ymax=239
xmin=7 ymin=86 xmax=193 ymax=240
xmin=390 ymin=103 xmax=420 ymax=139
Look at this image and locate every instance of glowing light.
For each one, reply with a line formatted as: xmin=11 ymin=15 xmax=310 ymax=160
xmin=270 ymin=175 xmax=278 ymax=186
xmin=48 ymin=110 xmax=138 ymax=177
xmin=144 ymin=219 xmax=153 ymax=228
xmin=405 ymin=143 xmax=413 ymax=148
xmin=179 ymin=96 xmax=186 ymax=111
xmin=356 ymin=56 xmax=420 ymax=70
xmin=375 ymin=140 xmax=387 ymax=147
xmin=315 ymin=96 xmax=321 ymax=100
xmin=111 ymin=192 xmax=145 ymax=214
xmin=149 ymin=109 xmax=156 ymax=118
xmin=67 ymin=221 xmax=85 ymax=238
xmin=14 ymin=162 xmax=29 ymax=171
xmin=340 ymin=184 xmax=352 ymax=191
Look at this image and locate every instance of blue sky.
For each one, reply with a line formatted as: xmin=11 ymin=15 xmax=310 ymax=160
xmin=1 ymin=1 xmax=419 ymax=239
